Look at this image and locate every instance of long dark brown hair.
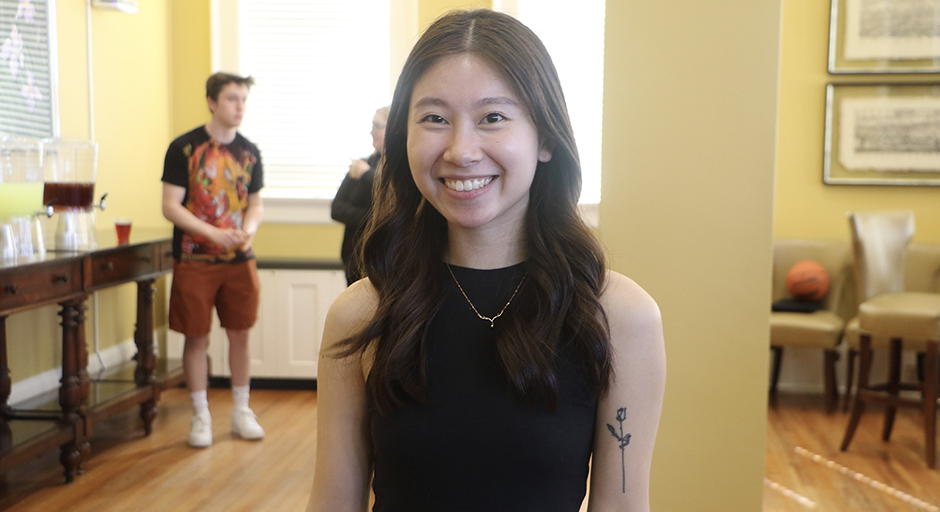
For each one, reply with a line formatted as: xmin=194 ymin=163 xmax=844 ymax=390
xmin=340 ymin=9 xmax=611 ymax=415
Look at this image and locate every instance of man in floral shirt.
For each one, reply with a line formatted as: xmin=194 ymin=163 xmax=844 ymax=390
xmin=162 ymin=72 xmax=265 ymax=448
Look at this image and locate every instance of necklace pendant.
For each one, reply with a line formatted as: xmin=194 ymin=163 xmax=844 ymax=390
xmin=446 ymin=263 xmax=526 ymax=331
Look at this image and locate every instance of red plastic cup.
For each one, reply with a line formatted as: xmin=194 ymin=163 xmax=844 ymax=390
xmin=115 ymin=218 xmax=132 ymax=245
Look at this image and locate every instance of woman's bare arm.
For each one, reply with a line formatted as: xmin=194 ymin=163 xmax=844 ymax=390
xmin=587 ymin=271 xmax=666 ymax=512
xmin=306 ymin=280 xmax=378 ymax=512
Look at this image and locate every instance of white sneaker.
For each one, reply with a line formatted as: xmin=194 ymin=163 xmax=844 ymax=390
xmin=231 ymin=407 xmax=265 ymax=440
xmin=188 ymin=413 xmax=212 ymax=448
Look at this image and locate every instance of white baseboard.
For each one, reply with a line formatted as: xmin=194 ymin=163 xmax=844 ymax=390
xmin=9 ymin=366 xmax=62 ymax=407
xmin=9 ymin=336 xmax=152 ymax=407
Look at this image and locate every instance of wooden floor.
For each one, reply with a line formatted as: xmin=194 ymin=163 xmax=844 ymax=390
xmin=0 ymin=387 xmax=319 ymax=512
xmin=8 ymin=387 xmax=939 ymax=511
xmin=765 ymin=392 xmax=940 ymax=511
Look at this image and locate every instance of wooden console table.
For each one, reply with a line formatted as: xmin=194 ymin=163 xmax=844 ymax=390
xmin=0 ymin=228 xmax=183 ymax=483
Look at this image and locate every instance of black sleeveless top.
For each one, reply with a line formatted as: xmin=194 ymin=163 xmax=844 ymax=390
xmin=370 ymin=263 xmax=597 ymax=512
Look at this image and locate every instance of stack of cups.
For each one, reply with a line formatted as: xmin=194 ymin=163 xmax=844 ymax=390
xmin=0 ymin=136 xmax=45 ymax=261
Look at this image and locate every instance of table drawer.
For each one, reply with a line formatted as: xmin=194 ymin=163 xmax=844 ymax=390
xmin=0 ymin=260 xmax=83 ymax=311
xmin=158 ymin=241 xmax=174 ymax=271
xmin=90 ymin=246 xmax=159 ymax=287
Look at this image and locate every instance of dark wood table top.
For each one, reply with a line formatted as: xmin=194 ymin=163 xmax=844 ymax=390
xmin=0 ymin=227 xmax=173 ymax=315
xmin=0 ymin=227 xmax=173 ymax=271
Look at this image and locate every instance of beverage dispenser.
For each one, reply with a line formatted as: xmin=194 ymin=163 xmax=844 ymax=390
xmin=41 ymin=138 xmax=105 ymax=251
xmin=0 ymin=135 xmax=45 ymax=261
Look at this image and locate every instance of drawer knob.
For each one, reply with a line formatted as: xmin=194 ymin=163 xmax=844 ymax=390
xmin=4 ymin=284 xmax=17 ymax=295
xmin=102 ymin=262 xmax=115 ymax=271
xmin=54 ymin=274 xmax=68 ymax=283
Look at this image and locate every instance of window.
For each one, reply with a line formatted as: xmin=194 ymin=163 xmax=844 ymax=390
xmin=220 ymin=1 xmax=601 ymax=223
xmin=231 ymin=0 xmax=390 ymax=206
xmin=0 ymin=0 xmax=58 ymax=138
xmin=495 ymin=0 xmax=605 ymax=206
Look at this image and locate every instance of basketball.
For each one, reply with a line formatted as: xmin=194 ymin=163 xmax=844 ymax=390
xmin=786 ymin=260 xmax=830 ymax=301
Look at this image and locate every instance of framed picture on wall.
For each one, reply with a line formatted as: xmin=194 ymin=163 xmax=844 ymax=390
xmin=824 ymin=83 xmax=940 ymax=185
xmin=829 ymin=0 xmax=940 ymax=73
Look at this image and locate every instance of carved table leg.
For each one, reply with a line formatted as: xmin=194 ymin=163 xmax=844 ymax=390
xmin=0 ymin=418 xmax=10 ymax=455
xmin=0 ymin=315 xmax=10 ymax=453
xmin=58 ymin=298 xmax=89 ymax=481
xmin=0 ymin=316 xmax=10 ymax=419
xmin=59 ymin=440 xmax=81 ymax=484
xmin=135 ymin=280 xmax=157 ymax=435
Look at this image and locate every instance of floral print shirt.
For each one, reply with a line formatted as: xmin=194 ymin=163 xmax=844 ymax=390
xmin=162 ymin=126 xmax=263 ymax=262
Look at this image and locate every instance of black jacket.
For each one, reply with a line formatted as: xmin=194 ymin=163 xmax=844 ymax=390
xmin=330 ymin=152 xmax=380 ymax=285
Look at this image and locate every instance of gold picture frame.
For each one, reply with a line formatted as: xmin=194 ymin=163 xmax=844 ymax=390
xmin=829 ymin=0 xmax=940 ymax=74
xmin=824 ymin=82 xmax=940 ymax=185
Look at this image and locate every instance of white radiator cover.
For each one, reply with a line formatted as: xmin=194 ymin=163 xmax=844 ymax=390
xmin=166 ymin=268 xmax=347 ymax=380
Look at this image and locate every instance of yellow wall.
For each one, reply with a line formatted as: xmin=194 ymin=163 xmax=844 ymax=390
xmin=15 ymin=2 xmax=781 ymax=509
xmin=775 ymin=0 xmax=940 ymax=242
xmin=253 ymin=224 xmax=343 ymax=259
xmin=602 ymin=2 xmax=780 ymax=509
xmin=55 ymin=2 xmax=90 ymax=139
xmin=10 ymin=1 xmax=173 ymax=385
xmin=91 ymin=2 xmax=172 ymax=228
xmin=171 ymin=2 xmax=212 ymax=136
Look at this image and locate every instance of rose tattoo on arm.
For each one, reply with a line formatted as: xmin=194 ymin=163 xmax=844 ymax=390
xmin=606 ymin=407 xmax=632 ymax=493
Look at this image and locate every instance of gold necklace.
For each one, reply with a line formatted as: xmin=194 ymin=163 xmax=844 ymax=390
xmin=446 ymin=263 xmax=526 ymax=328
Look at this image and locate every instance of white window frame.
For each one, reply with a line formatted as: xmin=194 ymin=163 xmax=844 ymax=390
xmin=212 ymin=0 xmax=409 ymax=224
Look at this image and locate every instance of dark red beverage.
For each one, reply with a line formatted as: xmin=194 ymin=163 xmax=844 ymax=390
xmin=43 ymin=182 xmax=95 ymax=210
xmin=115 ymin=219 xmax=132 ymax=245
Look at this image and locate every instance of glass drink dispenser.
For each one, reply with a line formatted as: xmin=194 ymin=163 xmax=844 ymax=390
xmin=0 ymin=136 xmax=45 ymax=260
xmin=41 ymin=138 xmax=103 ymax=251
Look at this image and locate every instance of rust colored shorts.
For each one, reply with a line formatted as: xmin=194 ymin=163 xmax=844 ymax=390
xmin=169 ymin=259 xmax=260 ymax=337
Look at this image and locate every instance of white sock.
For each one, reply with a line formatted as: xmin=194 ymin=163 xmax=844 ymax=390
xmin=190 ymin=390 xmax=210 ymax=417
xmin=232 ymin=385 xmax=250 ymax=410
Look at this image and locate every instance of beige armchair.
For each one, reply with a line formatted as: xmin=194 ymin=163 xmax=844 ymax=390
xmin=770 ymin=239 xmax=852 ymax=413
xmin=840 ymin=210 xmax=940 ymax=468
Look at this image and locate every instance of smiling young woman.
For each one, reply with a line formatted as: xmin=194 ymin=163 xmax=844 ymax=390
xmin=307 ymin=9 xmax=665 ymax=512
xmin=406 ymin=53 xmax=553 ymax=240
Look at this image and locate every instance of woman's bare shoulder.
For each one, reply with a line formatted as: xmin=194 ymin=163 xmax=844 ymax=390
xmin=321 ymin=278 xmax=379 ymax=349
xmin=600 ymin=270 xmax=663 ymax=350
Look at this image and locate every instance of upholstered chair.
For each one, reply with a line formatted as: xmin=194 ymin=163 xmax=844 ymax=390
xmin=843 ymin=243 xmax=940 ymax=411
xmin=769 ymin=239 xmax=852 ymax=413
xmin=840 ymin=210 xmax=940 ymax=468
